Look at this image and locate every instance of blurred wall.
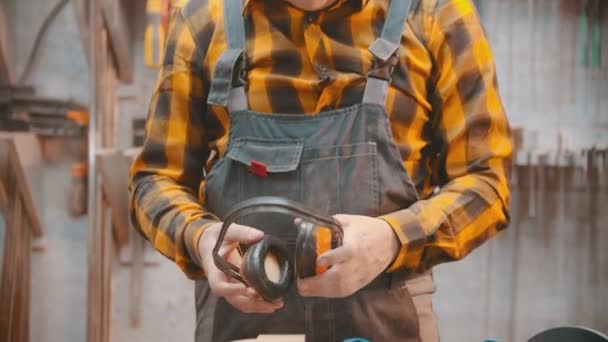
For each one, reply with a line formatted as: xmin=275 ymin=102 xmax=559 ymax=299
xmin=6 ymin=2 xmax=89 ymax=340
xmin=483 ymin=0 xmax=608 ymax=151
xmin=433 ymin=2 xmax=608 ymax=341
xmin=4 ymin=0 xmax=607 ymax=342
xmin=4 ymin=1 xmax=194 ymax=342
xmin=115 ymin=0 xmax=159 ymax=149
xmin=11 ymin=0 xmax=89 ymax=103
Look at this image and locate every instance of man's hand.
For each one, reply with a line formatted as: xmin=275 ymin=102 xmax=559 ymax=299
xmin=297 ymin=215 xmax=400 ymax=298
xmin=199 ymin=222 xmax=284 ymax=313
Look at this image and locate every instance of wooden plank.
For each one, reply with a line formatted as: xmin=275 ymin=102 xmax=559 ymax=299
xmin=97 ymin=149 xmax=130 ymax=247
xmin=0 ymin=2 xmax=14 ymax=84
xmin=102 ymin=200 xmax=112 ymax=342
xmin=129 ymin=229 xmax=144 ymax=328
xmin=88 ymin=0 xmax=103 ymax=340
xmin=12 ymin=197 xmax=28 ymax=342
xmin=0 ymin=140 xmax=11 ymax=339
xmin=102 ymin=56 xmax=118 ymax=147
xmin=9 ymin=194 xmax=21 ymax=341
xmin=87 ymin=171 xmax=103 ymax=342
xmin=0 ymin=145 xmax=8 ymax=214
xmin=100 ymin=199 xmax=109 ymax=342
xmin=0 ymin=173 xmax=16 ymax=340
xmin=0 ymin=133 xmax=44 ymax=237
xmin=0 ymin=35 xmax=13 ymax=84
xmin=0 ymin=157 xmax=28 ymax=341
xmin=88 ymin=170 xmax=114 ymax=342
xmin=102 ymin=0 xmax=134 ymax=83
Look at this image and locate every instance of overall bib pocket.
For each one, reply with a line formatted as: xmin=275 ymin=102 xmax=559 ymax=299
xmin=223 ymin=138 xmax=380 ymax=218
xmin=299 ymin=142 xmax=379 ymax=216
xmin=227 ymin=137 xmax=304 ymax=203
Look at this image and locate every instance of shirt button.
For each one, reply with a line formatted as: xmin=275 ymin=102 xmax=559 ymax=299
xmin=306 ymin=14 xmax=318 ymax=23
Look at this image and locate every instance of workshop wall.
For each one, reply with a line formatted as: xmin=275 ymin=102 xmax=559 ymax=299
xmin=115 ymin=0 xmax=159 ymax=149
xmin=4 ymin=1 xmax=194 ymax=342
xmin=6 ymin=2 xmax=89 ymax=341
xmin=3 ymin=0 xmax=606 ymax=342
xmin=483 ymin=0 xmax=608 ymax=151
xmin=433 ymin=2 xmax=608 ymax=341
xmin=119 ymin=1 xmax=608 ymax=152
xmin=12 ymin=0 xmax=89 ymax=104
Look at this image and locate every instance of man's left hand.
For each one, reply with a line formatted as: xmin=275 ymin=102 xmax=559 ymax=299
xmin=297 ymin=214 xmax=400 ymax=298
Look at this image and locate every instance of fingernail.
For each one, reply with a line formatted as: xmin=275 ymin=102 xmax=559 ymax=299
xmin=273 ymin=300 xmax=283 ymax=308
xmin=250 ymin=231 xmax=263 ymax=239
xmin=317 ymin=258 xmax=328 ymax=267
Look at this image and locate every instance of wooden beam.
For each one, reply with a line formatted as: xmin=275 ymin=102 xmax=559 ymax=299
xmin=0 ymin=133 xmax=44 ymax=238
xmin=129 ymin=230 xmax=144 ymax=327
xmin=0 ymin=141 xmax=31 ymax=342
xmin=0 ymin=2 xmax=15 ymax=84
xmin=0 ymin=43 xmax=12 ymax=84
xmin=102 ymin=0 xmax=134 ymax=83
xmin=97 ymin=149 xmax=130 ymax=247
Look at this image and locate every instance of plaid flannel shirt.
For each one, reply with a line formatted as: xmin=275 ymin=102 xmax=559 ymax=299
xmin=130 ymin=0 xmax=512 ymax=279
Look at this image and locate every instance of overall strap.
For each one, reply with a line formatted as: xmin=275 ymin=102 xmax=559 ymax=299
xmin=362 ymin=0 xmax=413 ymax=106
xmin=207 ymin=0 xmax=248 ymax=112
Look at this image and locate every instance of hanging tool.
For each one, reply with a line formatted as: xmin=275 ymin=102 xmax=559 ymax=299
xmin=586 ymin=149 xmax=600 ymax=329
xmin=581 ymin=0 xmax=601 ymax=69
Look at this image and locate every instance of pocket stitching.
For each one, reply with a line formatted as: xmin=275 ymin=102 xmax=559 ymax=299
xmin=228 ymin=138 xmax=304 ymax=172
xmin=300 ymin=142 xmax=377 ymax=163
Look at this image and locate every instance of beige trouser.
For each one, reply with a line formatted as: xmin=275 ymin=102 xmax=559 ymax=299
xmin=407 ymin=272 xmax=440 ymax=342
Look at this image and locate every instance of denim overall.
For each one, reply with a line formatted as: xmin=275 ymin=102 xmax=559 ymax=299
xmin=196 ymin=0 xmax=437 ymax=340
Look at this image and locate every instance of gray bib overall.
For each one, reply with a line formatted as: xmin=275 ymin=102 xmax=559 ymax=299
xmin=197 ymin=0 xmax=437 ymax=340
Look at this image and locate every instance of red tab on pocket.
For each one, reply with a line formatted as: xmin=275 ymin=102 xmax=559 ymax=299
xmin=250 ymin=160 xmax=268 ymax=177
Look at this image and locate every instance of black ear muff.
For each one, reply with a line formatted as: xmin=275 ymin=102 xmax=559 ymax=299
xmin=295 ymin=221 xmax=333 ymax=279
xmin=213 ymin=197 xmax=343 ymax=297
xmin=240 ymin=236 xmax=292 ymax=301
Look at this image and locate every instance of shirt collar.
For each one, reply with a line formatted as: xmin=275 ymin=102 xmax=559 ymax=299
xmin=243 ymin=0 xmax=369 ymax=13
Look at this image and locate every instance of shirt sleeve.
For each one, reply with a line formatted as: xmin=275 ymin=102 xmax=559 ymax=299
xmin=381 ymin=0 xmax=512 ymax=273
xmin=129 ymin=9 xmax=219 ymax=280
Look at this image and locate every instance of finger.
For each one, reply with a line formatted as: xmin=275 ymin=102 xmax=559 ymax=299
xmin=209 ymin=272 xmax=248 ymax=297
xmin=316 ymin=244 xmax=354 ymax=267
xmin=298 ymin=266 xmax=342 ymax=298
xmin=245 ymin=287 xmax=264 ymax=301
xmin=245 ymin=288 xmax=285 ymax=307
xmin=226 ymin=295 xmax=283 ymax=314
xmin=225 ymin=248 xmax=243 ymax=264
xmin=224 ymin=223 xmax=264 ymax=244
xmin=294 ymin=217 xmax=302 ymax=225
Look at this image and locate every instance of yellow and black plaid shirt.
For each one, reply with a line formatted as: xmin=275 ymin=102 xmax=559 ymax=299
xmin=130 ymin=0 xmax=512 ymax=279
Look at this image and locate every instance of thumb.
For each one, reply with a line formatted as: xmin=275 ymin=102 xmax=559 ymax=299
xmin=224 ymin=223 xmax=264 ymax=243
xmin=333 ymin=214 xmax=353 ymax=227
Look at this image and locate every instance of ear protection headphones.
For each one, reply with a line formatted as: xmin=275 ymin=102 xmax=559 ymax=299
xmin=213 ymin=197 xmax=343 ymax=301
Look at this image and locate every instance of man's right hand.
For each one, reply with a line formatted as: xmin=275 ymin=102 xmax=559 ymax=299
xmin=198 ymin=222 xmax=284 ymax=313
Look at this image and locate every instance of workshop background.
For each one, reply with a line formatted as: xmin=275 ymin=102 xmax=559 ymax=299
xmin=0 ymin=0 xmax=606 ymax=342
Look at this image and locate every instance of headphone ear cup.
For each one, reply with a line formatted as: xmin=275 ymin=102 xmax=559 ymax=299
xmin=240 ymin=236 xmax=293 ymax=302
xmin=295 ymin=222 xmax=333 ymax=279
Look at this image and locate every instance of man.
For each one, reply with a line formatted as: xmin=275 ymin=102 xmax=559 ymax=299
xmin=129 ymin=0 xmax=512 ymax=340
